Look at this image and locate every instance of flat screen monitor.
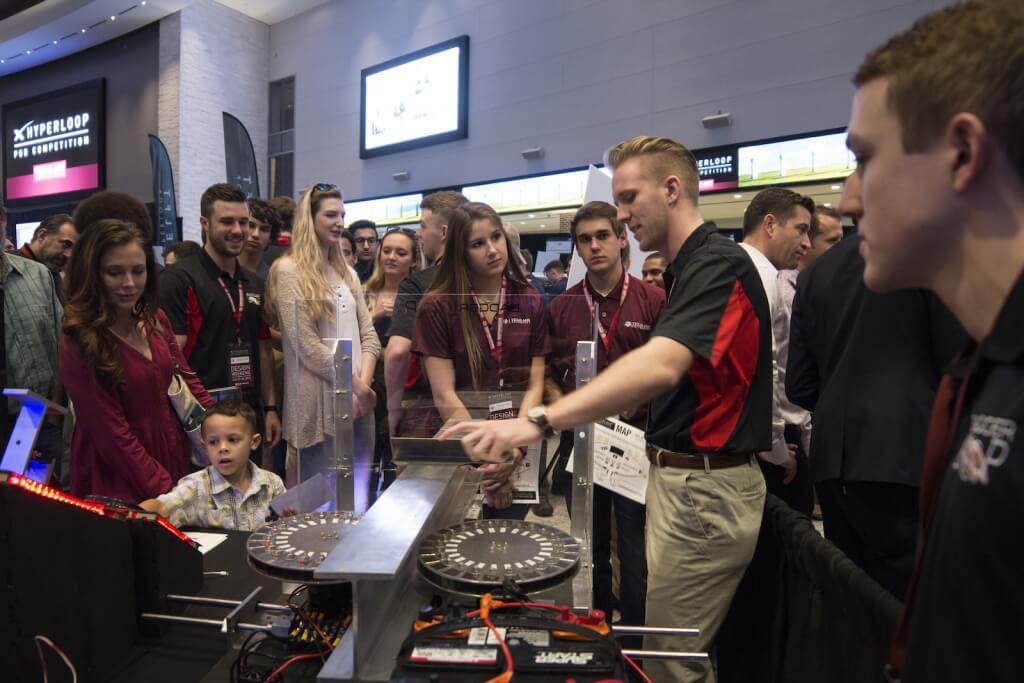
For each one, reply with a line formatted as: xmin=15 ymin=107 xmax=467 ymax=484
xmin=360 ymin=36 xmax=469 ymax=159
xmin=15 ymin=221 xmax=39 ymax=247
xmin=2 ymin=79 xmax=105 ymax=207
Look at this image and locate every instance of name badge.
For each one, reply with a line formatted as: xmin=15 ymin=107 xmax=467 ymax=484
xmin=488 ymin=395 xmax=515 ymax=421
xmin=228 ymin=342 xmax=255 ymax=389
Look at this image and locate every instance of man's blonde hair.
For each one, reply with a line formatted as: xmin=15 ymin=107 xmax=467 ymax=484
xmin=606 ymin=135 xmax=700 ymax=203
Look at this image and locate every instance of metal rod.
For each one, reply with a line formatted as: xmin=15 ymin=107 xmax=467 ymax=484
xmin=140 ymin=612 xmax=271 ymax=633
xmin=622 ymin=649 xmax=710 ymax=661
xmin=613 ymin=625 xmax=700 ymax=636
xmin=165 ymin=593 xmax=291 ymax=612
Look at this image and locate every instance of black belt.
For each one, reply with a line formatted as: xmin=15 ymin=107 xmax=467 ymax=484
xmin=646 ymin=445 xmax=752 ymax=471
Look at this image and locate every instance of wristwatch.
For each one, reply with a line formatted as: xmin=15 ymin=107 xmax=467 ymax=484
xmin=526 ymin=406 xmax=556 ymax=438
xmin=263 ymin=405 xmax=280 ymax=413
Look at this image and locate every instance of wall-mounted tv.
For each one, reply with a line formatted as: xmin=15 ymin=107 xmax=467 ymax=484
xmin=2 ymin=79 xmax=105 ymax=207
xmin=360 ymin=35 xmax=469 ymax=159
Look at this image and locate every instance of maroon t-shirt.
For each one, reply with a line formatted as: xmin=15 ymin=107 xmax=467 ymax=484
xmin=411 ymin=279 xmax=551 ymax=392
xmin=547 ymin=273 xmax=666 ymax=393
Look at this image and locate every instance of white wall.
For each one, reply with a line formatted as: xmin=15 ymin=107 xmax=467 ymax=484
xmin=159 ymin=0 xmax=269 ymax=242
xmin=269 ymin=0 xmax=952 ymax=201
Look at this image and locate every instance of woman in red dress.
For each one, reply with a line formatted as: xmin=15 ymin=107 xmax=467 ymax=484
xmin=60 ymin=219 xmax=213 ymax=503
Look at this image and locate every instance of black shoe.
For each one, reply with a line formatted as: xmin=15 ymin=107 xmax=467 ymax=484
xmin=533 ymin=491 xmax=554 ymax=517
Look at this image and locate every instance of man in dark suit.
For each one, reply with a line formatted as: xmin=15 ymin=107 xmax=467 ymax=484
xmin=786 ymin=232 xmax=964 ymax=597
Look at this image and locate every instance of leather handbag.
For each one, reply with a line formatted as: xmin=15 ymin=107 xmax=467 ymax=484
xmin=157 ymin=323 xmax=208 ymax=467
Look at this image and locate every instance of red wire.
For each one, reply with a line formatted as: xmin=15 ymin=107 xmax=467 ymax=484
xmin=482 ymin=612 xmax=514 ymax=683
xmin=264 ymin=652 xmax=322 ymax=681
xmin=623 ymin=652 xmax=653 ymax=683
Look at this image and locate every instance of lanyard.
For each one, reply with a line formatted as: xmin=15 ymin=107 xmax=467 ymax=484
xmin=583 ymin=274 xmax=630 ymax=353
xmin=217 ymin=276 xmax=245 ymax=337
xmin=470 ymin=276 xmax=507 ymax=387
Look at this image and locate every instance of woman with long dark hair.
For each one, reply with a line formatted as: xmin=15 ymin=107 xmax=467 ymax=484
xmin=60 ymin=219 xmax=213 ymax=502
xmin=412 ymin=202 xmax=549 ymax=514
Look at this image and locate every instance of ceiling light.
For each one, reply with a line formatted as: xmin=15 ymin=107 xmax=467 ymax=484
xmin=733 ymin=194 xmax=743 ymax=199
xmin=141 ymin=1 xmax=147 ymax=4
xmin=110 ymin=15 xmax=116 ymax=21
xmin=81 ymin=28 xmax=87 ymax=33
xmin=1 ymin=59 xmax=5 ymax=64
xmin=830 ymin=184 xmax=841 ymax=190
xmin=540 ymin=224 xmax=546 ymax=228
xmin=528 ymin=214 xmax=535 ymax=218
xmin=53 ymin=40 xmax=58 ymax=44
xmin=702 ymin=111 xmax=733 ymax=128
xmin=823 ymin=203 xmax=832 ymax=207
xmin=520 ymin=222 xmax=525 ymax=225
xmin=26 ymin=49 xmax=31 ymax=54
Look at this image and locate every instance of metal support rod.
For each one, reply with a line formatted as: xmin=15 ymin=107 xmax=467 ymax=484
xmin=332 ymin=337 xmax=356 ymax=512
xmin=223 ymin=587 xmax=263 ymax=634
xmin=613 ymin=625 xmax=700 ymax=636
xmin=571 ymin=340 xmax=597 ymax=611
xmin=622 ymin=649 xmax=710 ymax=661
xmin=164 ymin=593 xmax=291 ymax=613
xmin=139 ymin=612 xmax=271 ymax=633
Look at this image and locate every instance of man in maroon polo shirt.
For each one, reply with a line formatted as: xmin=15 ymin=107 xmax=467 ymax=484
xmin=443 ymin=135 xmax=773 ymax=682
xmin=547 ymin=199 xmax=664 ymax=640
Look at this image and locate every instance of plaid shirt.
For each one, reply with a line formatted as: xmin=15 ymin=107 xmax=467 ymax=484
xmin=2 ymin=251 xmax=62 ymax=408
xmin=156 ymin=462 xmax=286 ymax=531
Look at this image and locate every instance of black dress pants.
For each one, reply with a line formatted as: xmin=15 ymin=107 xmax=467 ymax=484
xmin=814 ymin=478 xmax=918 ymax=598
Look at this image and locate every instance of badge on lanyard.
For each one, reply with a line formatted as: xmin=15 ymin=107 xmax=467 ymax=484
xmin=471 ymin=276 xmax=507 ymax=389
xmin=583 ymin=274 xmax=630 ymax=354
xmin=228 ymin=342 xmax=255 ymax=389
xmin=488 ymin=393 xmax=515 ymax=421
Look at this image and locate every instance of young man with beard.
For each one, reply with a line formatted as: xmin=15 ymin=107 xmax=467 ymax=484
xmin=160 ymin=184 xmax=281 ymax=457
xmin=837 ymin=3 xmax=1024 ymax=681
xmin=442 ymin=136 xmax=773 ymax=682
xmin=349 ymin=219 xmax=379 ymax=282
xmin=546 ymin=200 xmax=664 ymax=642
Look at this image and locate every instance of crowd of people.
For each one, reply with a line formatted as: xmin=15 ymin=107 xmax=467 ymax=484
xmin=1 ymin=2 xmax=1021 ymax=681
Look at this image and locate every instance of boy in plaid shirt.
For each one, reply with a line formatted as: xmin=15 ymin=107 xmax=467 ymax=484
xmin=141 ymin=400 xmax=289 ymax=530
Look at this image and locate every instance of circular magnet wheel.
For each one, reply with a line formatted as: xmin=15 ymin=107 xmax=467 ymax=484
xmin=247 ymin=511 xmax=359 ymax=584
xmin=418 ymin=519 xmax=580 ymax=595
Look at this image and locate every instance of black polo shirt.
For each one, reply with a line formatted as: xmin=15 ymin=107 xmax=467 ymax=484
xmin=903 ymin=270 xmax=1024 ymax=683
xmin=159 ymin=250 xmax=270 ymax=404
xmin=647 ymin=223 xmax=772 ymax=455
xmin=388 ymin=265 xmax=438 ymax=341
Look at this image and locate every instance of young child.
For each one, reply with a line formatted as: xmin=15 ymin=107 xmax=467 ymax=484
xmin=141 ymin=400 xmax=288 ymax=530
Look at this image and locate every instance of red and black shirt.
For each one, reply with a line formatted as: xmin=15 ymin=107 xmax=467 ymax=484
xmin=647 ymin=223 xmax=773 ymax=455
xmin=411 ymin=279 xmax=550 ymax=392
xmin=900 ymin=269 xmax=1024 ymax=683
xmin=547 ymin=272 xmax=665 ymax=399
xmin=158 ymin=249 xmax=270 ymax=403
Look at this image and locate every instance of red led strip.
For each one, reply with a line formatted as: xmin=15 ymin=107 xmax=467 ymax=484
xmin=2 ymin=472 xmax=197 ymax=548
xmin=5 ymin=473 xmax=108 ymax=516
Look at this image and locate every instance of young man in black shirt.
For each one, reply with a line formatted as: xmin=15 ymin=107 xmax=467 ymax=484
xmin=160 ymin=184 xmax=281 ymax=457
xmin=383 ymin=191 xmax=467 ymax=436
xmin=444 ymin=136 xmax=773 ymax=682
xmin=840 ymin=3 xmax=1024 ymax=681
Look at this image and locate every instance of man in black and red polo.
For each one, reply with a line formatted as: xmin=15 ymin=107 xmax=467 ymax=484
xmin=547 ymin=199 xmax=665 ymax=642
xmin=443 ymin=135 xmax=772 ymax=683
xmin=159 ymin=183 xmax=281 ymax=457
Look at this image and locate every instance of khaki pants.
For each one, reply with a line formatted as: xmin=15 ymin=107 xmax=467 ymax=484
xmin=643 ymin=458 xmax=765 ymax=683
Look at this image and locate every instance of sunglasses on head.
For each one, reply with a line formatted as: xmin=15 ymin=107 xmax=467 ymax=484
xmin=385 ymin=227 xmax=418 ymax=238
xmin=312 ymin=183 xmax=339 ymax=193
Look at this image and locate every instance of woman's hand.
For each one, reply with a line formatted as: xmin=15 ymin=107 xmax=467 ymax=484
xmin=352 ymin=375 xmax=377 ymax=419
xmin=483 ymin=479 xmax=515 ymax=509
xmin=371 ymin=295 xmax=395 ymax=322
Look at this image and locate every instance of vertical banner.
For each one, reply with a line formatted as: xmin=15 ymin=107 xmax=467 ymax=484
xmin=222 ymin=112 xmax=259 ymax=198
xmin=148 ymin=134 xmax=179 ymax=250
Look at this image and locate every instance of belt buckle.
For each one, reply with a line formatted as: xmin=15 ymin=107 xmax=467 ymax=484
xmin=654 ymin=447 xmax=666 ymax=468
